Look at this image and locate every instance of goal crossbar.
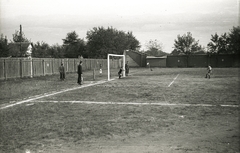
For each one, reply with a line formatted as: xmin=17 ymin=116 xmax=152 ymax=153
xmin=107 ymin=54 xmax=125 ymax=81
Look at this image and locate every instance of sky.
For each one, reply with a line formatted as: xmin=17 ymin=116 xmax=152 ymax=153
xmin=0 ymin=0 xmax=239 ymax=53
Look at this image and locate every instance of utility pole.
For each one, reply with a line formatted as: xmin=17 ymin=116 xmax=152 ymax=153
xmin=19 ymin=25 xmax=22 ymax=55
xmin=238 ymin=0 xmax=240 ymax=26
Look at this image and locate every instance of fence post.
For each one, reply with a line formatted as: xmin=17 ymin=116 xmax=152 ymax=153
xmin=3 ymin=59 xmax=6 ymax=80
xmin=74 ymin=59 xmax=76 ymax=72
xmin=90 ymin=59 xmax=91 ymax=70
xmin=30 ymin=58 xmax=33 ymax=78
xmin=52 ymin=58 xmax=54 ymax=74
xmin=73 ymin=59 xmax=75 ymax=72
xmin=42 ymin=59 xmax=45 ymax=76
xmin=20 ymin=59 xmax=23 ymax=78
xmin=67 ymin=58 xmax=69 ymax=72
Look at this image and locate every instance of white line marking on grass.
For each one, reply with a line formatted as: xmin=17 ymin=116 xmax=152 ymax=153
xmin=32 ymin=100 xmax=239 ymax=108
xmin=168 ymin=74 xmax=179 ymax=87
xmin=0 ymin=80 xmax=114 ymax=110
xmin=0 ymin=71 xmax=139 ymax=110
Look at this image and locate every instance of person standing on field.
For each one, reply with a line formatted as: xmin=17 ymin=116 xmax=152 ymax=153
xmin=78 ymin=61 xmax=83 ymax=85
xmin=125 ymin=61 xmax=129 ymax=76
xmin=205 ymin=65 xmax=212 ymax=79
xmin=59 ymin=63 xmax=65 ymax=81
xmin=99 ymin=64 xmax=102 ymax=76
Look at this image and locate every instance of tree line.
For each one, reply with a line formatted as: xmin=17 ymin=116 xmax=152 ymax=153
xmin=171 ymin=26 xmax=240 ymax=55
xmin=0 ymin=25 xmax=239 ymax=58
xmin=0 ymin=26 xmax=140 ymax=58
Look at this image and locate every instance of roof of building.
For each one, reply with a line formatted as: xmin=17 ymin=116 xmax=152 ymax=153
xmin=126 ymin=50 xmax=147 ymax=55
xmin=147 ymin=56 xmax=167 ymax=59
xmin=8 ymin=42 xmax=33 ymax=51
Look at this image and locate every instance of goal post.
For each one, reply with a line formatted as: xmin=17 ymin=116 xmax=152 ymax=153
xmin=107 ymin=54 xmax=125 ymax=81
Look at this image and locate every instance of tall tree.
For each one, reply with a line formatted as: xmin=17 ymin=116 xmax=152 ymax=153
xmin=194 ymin=45 xmax=207 ymax=54
xmin=0 ymin=34 xmax=9 ymax=57
xmin=62 ymin=31 xmax=80 ymax=45
xmin=12 ymin=25 xmax=30 ymax=43
xmin=172 ymin=32 xmax=200 ymax=55
xmin=32 ymin=41 xmax=50 ymax=57
xmin=126 ymin=31 xmax=140 ymax=50
xmin=228 ymin=26 xmax=240 ymax=54
xmin=207 ymin=33 xmax=230 ymax=54
xmin=86 ymin=26 xmax=140 ymax=58
xmin=63 ymin=31 xmax=86 ymax=58
xmin=11 ymin=25 xmax=31 ymax=57
xmin=145 ymin=39 xmax=168 ymax=56
xmin=207 ymin=26 xmax=240 ymax=54
xmin=49 ymin=44 xmax=65 ymax=58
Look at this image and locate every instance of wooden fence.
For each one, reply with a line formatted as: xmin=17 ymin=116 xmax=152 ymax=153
xmin=166 ymin=54 xmax=240 ymax=68
xmin=0 ymin=58 xmax=120 ymax=80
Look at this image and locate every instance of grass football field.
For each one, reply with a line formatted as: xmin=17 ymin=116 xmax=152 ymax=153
xmin=0 ymin=68 xmax=239 ymax=153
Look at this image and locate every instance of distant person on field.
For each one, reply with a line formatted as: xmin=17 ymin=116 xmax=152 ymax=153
xmin=147 ymin=62 xmax=152 ymax=71
xmin=118 ymin=66 xmax=123 ymax=79
xmin=205 ymin=65 xmax=212 ymax=79
xmin=125 ymin=61 xmax=129 ymax=76
xmin=59 ymin=63 xmax=65 ymax=81
xmin=78 ymin=61 xmax=83 ymax=85
xmin=99 ymin=64 xmax=102 ymax=76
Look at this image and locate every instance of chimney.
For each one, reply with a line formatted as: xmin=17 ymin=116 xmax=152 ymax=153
xmin=5 ymin=36 xmax=8 ymax=45
xmin=19 ymin=25 xmax=22 ymax=53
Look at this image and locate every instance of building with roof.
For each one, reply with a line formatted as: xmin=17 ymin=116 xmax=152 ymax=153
xmin=8 ymin=42 xmax=33 ymax=57
xmin=124 ymin=50 xmax=147 ymax=67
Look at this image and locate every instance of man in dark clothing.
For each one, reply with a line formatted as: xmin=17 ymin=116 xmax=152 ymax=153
xmin=125 ymin=61 xmax=129 ymax=76
xmin=59 ymin=63 xmax=65 ymax=80
xmin=77 ymin=61 xmax=83 ymax=85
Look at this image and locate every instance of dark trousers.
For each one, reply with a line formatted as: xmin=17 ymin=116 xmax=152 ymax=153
xmin=78 ymin=74 xmax=82 ymax=84
xmin=60 ymin=72 xmax=65 ymax=80
xmin=118 ymin=72 xmax=122 ymax=78
xmin=205 ymin=70 xmax=211 ymax=78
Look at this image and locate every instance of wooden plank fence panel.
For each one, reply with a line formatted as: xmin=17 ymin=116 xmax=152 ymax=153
xmin=5 ymin=59 xmax=21 ymax=79
xmin=74 ymin=59 xmax=79 ymax=72
xmin=85 ymin=59 xmax=90 ymax=70
xmin=233 ymin=55 xmax=240 ymax=67
xmin=68 ymin=59 xmax=75 ymax=73
xmin=32 ymin=59 xmax=44 ymax=77
xmin=22 ymin=59 xmax=32 ymax=77
xmin=62 ymin=59 xmax=68 ymax=72
xmin=102 ymin=59 xmax=107 ymax=69
xmin=188 ymin=55 xmax=208 ymax=67
xmin=0 ymin=59 xmax=5 ymax=80
xmin=0 ymin=58 xmax=122 ymax=80
xmin=53 ymin=59 xmax=61 ymax=74
xmin=44 ymin=59 xmax=53 ymax=75
xmin=217 ymin=55 xmax=233 ymax=67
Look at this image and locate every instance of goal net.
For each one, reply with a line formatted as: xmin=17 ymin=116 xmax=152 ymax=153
xmin=107 ymin=54 xmax=125 ymax=81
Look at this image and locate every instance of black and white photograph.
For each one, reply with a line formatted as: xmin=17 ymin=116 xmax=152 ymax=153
xmin=0 ymin=0 xmax=239 ymax=152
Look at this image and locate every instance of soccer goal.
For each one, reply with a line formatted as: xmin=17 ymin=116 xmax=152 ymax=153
xmin=107 ymin=54 xmax=125 ymax=81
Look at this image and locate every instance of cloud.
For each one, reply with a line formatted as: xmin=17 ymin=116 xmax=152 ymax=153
xmin=1 ymin=0 xmax=238 ymax=53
